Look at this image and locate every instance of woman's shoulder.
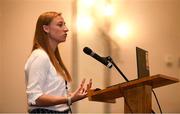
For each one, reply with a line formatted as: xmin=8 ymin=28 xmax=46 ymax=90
xmin=25 ymin=48 xmax=50 ymax=70
xmin=32 ymin=48 xmax=48 ymax=58
xmin=25 ymin=49 xmax=50 ymax=65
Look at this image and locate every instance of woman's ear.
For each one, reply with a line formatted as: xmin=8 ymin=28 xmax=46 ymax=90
xmin=43 ymin=25 xmax=49 ymax=33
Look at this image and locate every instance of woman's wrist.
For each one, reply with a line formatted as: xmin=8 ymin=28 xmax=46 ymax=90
xmin=67 ymin=96 xmax=72 ymax=106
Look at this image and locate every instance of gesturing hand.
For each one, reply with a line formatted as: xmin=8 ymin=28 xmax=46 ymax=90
xmin=70 ymin=78 xmax=92 ymax=103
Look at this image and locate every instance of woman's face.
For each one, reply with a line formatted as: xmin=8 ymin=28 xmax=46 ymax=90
xmin=44 ymin=15 xmax=69 ymax=44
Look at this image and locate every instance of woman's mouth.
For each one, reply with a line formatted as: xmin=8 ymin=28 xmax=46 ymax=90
xmin=64 ymin=33 xmax=67 ymax=37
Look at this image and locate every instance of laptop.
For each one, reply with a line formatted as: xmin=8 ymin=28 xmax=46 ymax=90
xmin=136 ymin=47 xmax=150 ymax=78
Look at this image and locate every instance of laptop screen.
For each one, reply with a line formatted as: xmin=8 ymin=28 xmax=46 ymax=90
xmin=136 ymin=47 xmax=150 ymax=78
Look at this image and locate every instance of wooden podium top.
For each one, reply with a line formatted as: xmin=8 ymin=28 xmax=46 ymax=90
xmin=88 ymin=74 xmax=179 ymax=102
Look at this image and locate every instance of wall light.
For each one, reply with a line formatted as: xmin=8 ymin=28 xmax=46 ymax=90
xmin=115 ymin=22 xmax=132 ymax=39
xmin=96 ymin=3 xmax=114 ymax=17
xmin=79 ymin=0 xmax=96 ymax=8
xmin=103 ymin=4 xmax=114 ymax=16
xmin=77 ymin=15 xmax=93 ymax=32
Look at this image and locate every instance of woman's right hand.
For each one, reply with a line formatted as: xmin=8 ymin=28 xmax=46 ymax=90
xmin=70 ymin=78 xmax=92 ymax=103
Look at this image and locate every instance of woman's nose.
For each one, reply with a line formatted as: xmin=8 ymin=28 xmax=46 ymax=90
xmin=64 ymin=26 xmax=69 ymax=32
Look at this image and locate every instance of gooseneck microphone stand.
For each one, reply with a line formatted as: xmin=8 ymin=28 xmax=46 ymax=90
xmin=106 ymin=56 xmax=129 ymax=82
xmin=105 ymin=56 xmax=134 ymax=113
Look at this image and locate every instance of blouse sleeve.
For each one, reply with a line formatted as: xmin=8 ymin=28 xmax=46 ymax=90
xmin=25 ymin=52 xmax=50 ymax=105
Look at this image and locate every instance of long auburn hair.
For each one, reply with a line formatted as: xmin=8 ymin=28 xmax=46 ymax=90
xmin=32 ymin=11 xmax=72 ymax=82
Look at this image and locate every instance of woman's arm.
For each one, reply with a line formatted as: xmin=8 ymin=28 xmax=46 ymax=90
xmin=35 ymin=95 xmax=68 ymax=107
xmin=34 ymin=78 xmax=92 ymax=107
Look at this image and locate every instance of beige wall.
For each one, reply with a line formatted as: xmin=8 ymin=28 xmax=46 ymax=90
xmin=0 ymin=0 xmax=2 ymax=111
xmin=77 ymin=0 xmax=180 ymax=113
xmin=109 ymin=0 xmax=180 ymax=113
xmin=0 ymin=0 xmax=180 ymax=113
xmin=0 ymin=0 xmax=72 ymax=112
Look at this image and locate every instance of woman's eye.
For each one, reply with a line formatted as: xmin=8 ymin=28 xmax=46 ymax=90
xmin=57 ymin=22 xmax=66 ymax=27
xmin=58 ymin=24 xmax=63 ymax=27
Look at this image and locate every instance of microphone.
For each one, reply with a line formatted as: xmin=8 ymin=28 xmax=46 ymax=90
xmin=83 ymin=47 xmax=113 ymax=68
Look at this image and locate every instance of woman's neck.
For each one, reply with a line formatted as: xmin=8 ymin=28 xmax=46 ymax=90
xmin=48 ymin=38 xmax=58 ymax=52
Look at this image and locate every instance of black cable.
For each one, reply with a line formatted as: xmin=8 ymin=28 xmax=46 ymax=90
xmin=68 ymin=105 xmax=72 ymax=113
xmin=65 ymin=81 xmax=72 ymax=113
xmin=152 ymin=89 xmax=162 ymax=114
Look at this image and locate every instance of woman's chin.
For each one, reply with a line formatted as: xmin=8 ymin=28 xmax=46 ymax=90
xmin=58 ymin=39 xmax=66 ymax=43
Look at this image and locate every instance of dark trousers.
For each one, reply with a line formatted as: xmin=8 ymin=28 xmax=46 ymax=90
xmin=29 ymin=108 xmax=69 ymax=114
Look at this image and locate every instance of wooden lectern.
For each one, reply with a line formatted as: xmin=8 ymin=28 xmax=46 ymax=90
xmin=87 ymin=74 xmax=179 ymax=113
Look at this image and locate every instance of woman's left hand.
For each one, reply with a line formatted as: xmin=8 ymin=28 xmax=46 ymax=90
xmin=69 ymin=78 xmax=92 ymax=103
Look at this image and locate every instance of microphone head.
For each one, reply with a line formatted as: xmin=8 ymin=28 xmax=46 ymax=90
xmin=83 ymin=47 xmax=92 ymax=55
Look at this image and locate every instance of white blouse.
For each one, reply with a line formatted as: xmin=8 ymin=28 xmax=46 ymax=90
xmin=24 ymin=48 xmax=69 ymax=111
